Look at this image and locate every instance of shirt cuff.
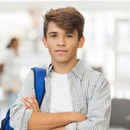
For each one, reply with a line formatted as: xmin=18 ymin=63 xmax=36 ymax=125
xmin=25 ymin=109 xmax=33 ymax=126
xmin=10 ymin=108 xmax=33 ymax=130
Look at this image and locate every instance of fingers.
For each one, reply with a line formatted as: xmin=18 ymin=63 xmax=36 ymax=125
xmin=30 ymin=95 xmax=40 ymax=111
xmin=21 ymin=95 xmax=40 ymax=112
xmin=21 ymin=97 xmax=35 ymax=110
xmin=23 ymin=104 xmax=28 ymax=108
xmin=22 ymin=96 xmax=38 ymax=111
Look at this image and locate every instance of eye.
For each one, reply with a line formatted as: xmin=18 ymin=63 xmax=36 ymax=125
xmin=51 ymin=35 xmax=57 ymax=37
xmin=66 ymin=35 xmax=72 ymax=38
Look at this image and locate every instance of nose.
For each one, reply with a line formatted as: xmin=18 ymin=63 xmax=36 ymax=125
xmin=57 ymin=36 xmax=66 ymax=46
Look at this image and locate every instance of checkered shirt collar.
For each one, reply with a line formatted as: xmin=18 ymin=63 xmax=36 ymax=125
xmin=46 ymin=59 xmax=86 ymax=80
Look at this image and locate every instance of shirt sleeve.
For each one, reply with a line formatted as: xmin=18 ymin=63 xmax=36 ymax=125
xmin=65 ymin=74 xmax=111 ymax=130
xmin=10 ymin=70 xmax=35 ymax=130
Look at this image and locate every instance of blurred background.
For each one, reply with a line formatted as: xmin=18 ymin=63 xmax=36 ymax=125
xmin=0 ymin=0 xmax=130 ymax=129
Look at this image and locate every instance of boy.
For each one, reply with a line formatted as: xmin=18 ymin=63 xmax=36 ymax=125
xmin=10 ymin=7 xmax=111 ymax=130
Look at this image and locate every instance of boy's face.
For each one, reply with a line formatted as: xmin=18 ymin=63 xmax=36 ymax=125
xmin=42 ymin=22 xmax=84 ymax=64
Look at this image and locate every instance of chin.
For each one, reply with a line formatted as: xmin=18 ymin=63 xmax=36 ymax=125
xmin=53 ymin=57 xmax=67 ymax=63
xmin=56 ymin=59 xmax=68 ymax=63
xmin=54 ymin=57 xmax=74 ymax=64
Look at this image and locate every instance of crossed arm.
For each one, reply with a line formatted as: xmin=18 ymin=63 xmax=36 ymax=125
xmin=21 ymin=95 xmax=87 ymax=130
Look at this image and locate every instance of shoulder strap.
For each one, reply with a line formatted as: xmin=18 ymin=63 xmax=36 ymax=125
xmin=31 ymin=67 xmax=46 ymax=108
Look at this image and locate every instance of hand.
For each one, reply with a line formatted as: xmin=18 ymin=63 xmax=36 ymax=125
xmin=73 ymin=112 xmax=87 ymax=122
xmin=21 ymin=95 xmax=40 ymax=112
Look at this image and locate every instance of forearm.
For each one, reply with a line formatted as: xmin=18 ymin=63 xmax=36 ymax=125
xmin=52 ymin=126 xmax=65 ymax=130
xmin=28 ymin=111 xmax=76 ymax=130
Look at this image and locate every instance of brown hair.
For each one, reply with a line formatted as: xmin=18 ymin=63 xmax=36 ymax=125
xmin=7 ymin=38 xmax=18 ymax=49
xmin=43 ymin=7 xmax=85 ymax=41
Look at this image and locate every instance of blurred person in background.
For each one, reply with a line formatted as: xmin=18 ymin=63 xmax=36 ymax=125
xmin=1 ymin=38 xmax=21 ymax=107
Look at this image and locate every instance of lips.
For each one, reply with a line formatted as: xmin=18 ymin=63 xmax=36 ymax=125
xmin=55 ymin=50 xmax=68 ymax=53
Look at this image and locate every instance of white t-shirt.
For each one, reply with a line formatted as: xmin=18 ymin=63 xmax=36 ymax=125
xmin=50 ymin=70 xmax=73 ymax=113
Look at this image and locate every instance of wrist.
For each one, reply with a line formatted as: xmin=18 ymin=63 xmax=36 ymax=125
xmin=70 ymin=112 xmax=77 ymax=122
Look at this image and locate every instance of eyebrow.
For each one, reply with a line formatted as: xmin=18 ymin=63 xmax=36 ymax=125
xmin=65 ymin=32 xmax=75 ymax=35
xmin=48 ymin=31 xmax=76 ymax=35
xmin=48 ymin=32 xmax=57 ymax=35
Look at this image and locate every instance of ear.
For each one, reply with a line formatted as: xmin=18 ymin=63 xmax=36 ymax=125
xmin=42 ymin=36 xmax=48 ymax=48
xmin=78 ymin=36 xmax=85 ymax=48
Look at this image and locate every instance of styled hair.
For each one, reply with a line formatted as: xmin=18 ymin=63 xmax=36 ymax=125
xmin=43 ymin=7 xmax=85 ymax=41
xmin=7 ymin=38 xmax=18 ymax=49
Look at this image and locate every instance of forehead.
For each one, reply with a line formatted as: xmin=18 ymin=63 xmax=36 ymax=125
xmin=47 ymin=22 xmax=77 ymax=34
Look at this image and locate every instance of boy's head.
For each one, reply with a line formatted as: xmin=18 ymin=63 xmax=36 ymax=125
xmin=43 ymin=7 xmax=85 ymax=41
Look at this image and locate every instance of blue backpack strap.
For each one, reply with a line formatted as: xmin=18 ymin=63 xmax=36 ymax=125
xmin=5 ymin=110 xmax=13 ymax=130
xmin=31 ymin=67 xmax=46 ymax=108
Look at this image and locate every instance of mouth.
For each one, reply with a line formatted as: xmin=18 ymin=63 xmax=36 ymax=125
xmin=55 ymin=50 xmax=68 ymax=53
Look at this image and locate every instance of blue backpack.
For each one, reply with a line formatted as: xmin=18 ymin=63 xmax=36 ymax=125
xmin=1 ymin=67 xmax=46 ymax=130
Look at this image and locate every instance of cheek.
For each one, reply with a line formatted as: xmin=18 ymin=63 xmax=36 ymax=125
xmin=72 ymin=43 xmax=79 ymax=53
xmin=47 ymin=44 xmax=54 ymax=54
xmin=69 ymin=42 xmax=79 ymax=51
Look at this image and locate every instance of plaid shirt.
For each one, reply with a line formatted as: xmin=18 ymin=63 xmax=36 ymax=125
xmin=10 ymin=59 xmax=111 ymax=130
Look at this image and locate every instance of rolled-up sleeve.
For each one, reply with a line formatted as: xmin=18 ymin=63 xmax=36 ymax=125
xmin=65 ymin=74 xmax=111 ymax=130
xmin=10 ymin=70 xmax=35 ymax=130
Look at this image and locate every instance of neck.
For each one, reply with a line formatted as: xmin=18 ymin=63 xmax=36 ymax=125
xmin=52 ymin=58 xmax=77 ymax=74
xmin=12 ymin=48 xmax=19 ymax=56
